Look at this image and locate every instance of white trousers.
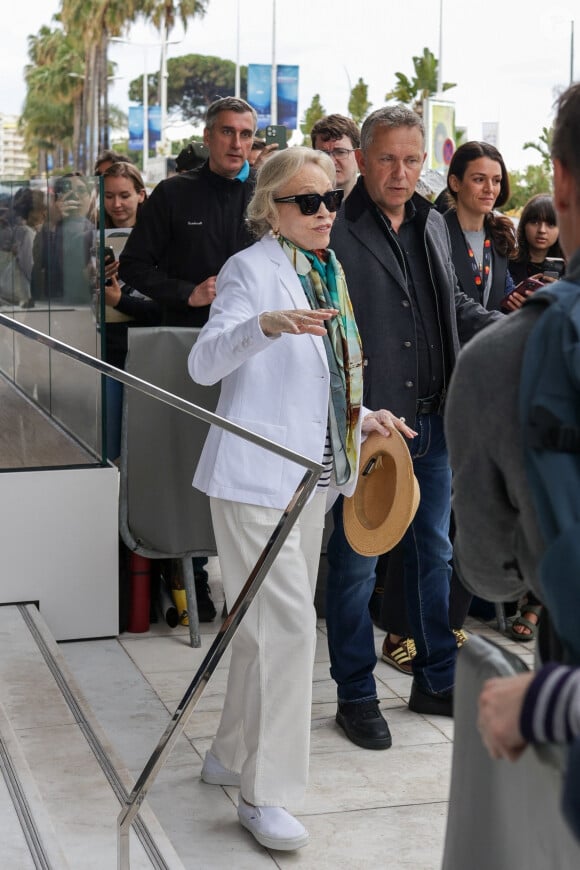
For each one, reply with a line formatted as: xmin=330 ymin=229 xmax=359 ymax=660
xmin=209 ymin=492 xmax=326 ymax=807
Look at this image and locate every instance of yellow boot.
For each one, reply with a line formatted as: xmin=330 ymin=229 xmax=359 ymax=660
xmin=171 ymin=588 xmax=189 ymax=626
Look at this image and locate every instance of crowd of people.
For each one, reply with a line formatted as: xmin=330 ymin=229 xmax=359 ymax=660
xmin=4 ymin=86 xmax=580 ymax=856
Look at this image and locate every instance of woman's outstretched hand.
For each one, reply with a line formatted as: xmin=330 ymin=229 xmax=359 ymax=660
xmin=260 ymin=308 xmax=338 ymax=337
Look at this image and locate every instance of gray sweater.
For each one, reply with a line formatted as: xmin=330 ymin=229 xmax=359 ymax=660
xmin=445 ymin=249 xmax=580 ymax=603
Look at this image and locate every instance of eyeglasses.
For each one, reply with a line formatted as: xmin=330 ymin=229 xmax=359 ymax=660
xmin=317 ymin=147 xmax=355 ymax=160
xmin=273 ymin=189 xmax=344 ymax=215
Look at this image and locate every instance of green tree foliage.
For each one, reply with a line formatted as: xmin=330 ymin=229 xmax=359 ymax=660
xmin=523 ymin=126 xmax=553 ymax=174
xmin=141 ymin=0 xmax=208 ymax=31
xmin=57 ymin=0 xmax=207 ymax=170
xmin=385 ymin=47 xmax=456 ymax=114
xmin=348 ymin=78 xmax=372 ymax=126
xmin=129 ymin=54 xmax=248 ymax=122
xmin=21 ymin=24 xmax=84 ymax=172
xmin=300 ymin=94 xmax=326 ymax=143
xmin=503 ymin=164 xmax=553 ymax=212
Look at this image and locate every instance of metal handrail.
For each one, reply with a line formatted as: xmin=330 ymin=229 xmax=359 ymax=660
xmin=0 ymin=313 xmax=324 ymax=869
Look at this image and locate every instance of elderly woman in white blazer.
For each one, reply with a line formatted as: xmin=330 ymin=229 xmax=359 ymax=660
xmin=188 ymin=147 xmax=414 ymax=852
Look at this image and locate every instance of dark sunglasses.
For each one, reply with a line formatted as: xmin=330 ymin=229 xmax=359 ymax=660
xmin=273 ymin=189 xmax=344 ymax=215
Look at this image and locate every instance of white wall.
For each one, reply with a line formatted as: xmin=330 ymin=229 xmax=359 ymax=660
xmin=0 ymin=466 xmax=119 ymax=640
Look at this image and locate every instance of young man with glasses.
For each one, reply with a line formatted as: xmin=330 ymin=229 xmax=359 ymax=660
xmin=311 ymin=114 xmax=360 ymax=199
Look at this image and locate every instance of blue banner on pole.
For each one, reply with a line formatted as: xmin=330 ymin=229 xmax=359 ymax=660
xmin=247 ymin=64 xmax=299 ymax=130
xmin=148 ymin=105 xmax=161 ymax=148
xmin=277 ymin=65 xmax=299 ymax=129
xmin=128 ymin=105 xmax=161 ymax=151
xmin=128 ymin=106 xmax=144 ymax=151
xmin=248 ymin=64 xmax=272 ymax=128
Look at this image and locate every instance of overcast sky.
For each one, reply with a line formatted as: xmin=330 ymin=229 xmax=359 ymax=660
xmin=2 ymin=0 xmax=578 ymax=171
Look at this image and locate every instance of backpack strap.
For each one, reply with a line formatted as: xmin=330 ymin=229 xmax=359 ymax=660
xmin=522 ymin=280 xmax=580 ymax=452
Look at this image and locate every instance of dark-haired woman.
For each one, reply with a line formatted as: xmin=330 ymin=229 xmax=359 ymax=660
xmin=510 ymin=193 xmax=565 ymax=284
xmin=503 ymin=194 xmax=566 ymax=639
xmin=444 ymin=141 xmax=516 ymax=311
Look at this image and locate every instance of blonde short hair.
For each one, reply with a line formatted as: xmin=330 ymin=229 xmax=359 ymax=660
xmin=247 ymin=147 xmax=336 ymax=238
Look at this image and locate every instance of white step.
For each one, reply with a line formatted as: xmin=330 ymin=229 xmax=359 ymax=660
xmin=0 ymin=604 xmax=185 ymax=869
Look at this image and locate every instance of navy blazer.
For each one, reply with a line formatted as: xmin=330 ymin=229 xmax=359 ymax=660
xmin=330 ymin=180 xmax=500 ymax=422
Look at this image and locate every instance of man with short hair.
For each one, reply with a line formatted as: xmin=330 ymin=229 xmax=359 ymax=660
xmin=119 ymin=97 xmax=258 ymax=620
xmin=311 ymin=114 xmax=360 ymax=199
xmin=120 ymin=96 xmax=258 ymax=328
xmin=446 ymin=83 xmax=580 ymax=769
xmin=325 ymin=105 xmax=500 ymax=748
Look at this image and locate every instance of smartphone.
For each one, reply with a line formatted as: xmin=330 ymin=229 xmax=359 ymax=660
xmin=54 ymin=177 xmax=79 ymax=202
xmin=517 ymin=277 xmax=545 ymax=294
xmin=103 ymin=245 xmax=116 ymax=286
xmin=543 ymin=257 xmax=565 ymax=278
xmin=265 ymin=125 xmax=287 ymax=150
xmin=500 ymin=277 xmax=544 ymax=311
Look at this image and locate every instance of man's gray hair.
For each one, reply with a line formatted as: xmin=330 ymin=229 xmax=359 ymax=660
xmin=205 ymin=97 xmax=258 ymax=132
xmin=360 ymin=105 xmax=425 ymax=153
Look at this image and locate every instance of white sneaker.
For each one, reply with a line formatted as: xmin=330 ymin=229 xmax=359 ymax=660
xmin=200 ymin=750 xmax=241 ymax=787
xmin=237 ymin=796 xmax=309 ymax=851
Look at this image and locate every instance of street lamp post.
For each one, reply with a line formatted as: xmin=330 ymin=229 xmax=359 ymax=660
xmin=270 ymin=0 xmax=277 ymax=125
xmin=235 ymin=0 xmax=241 ymax=98
xmin=437 ymin=0 xmax=444 ymax=95
xmin=111 ymin=36 xmax=179 ymax=174
xmin=142 ymin=48 xmax=149 ymax=174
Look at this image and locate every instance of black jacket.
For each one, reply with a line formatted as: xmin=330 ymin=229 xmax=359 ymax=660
xmin=443 ymin=209 xmax=508 ymax=312
xmin=330 ymin=178 xmax=501 ymax=422
xmin=119 ymin=162 xmax=255 ymax=326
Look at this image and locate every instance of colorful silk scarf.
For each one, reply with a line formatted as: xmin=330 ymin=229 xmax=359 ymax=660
xmin=278 ymin=235 xmax=363 ymax=486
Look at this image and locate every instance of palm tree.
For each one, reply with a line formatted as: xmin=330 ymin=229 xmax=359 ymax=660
xmin=60 ymin=1 xmax=140 ymax=171
xmin=137 ymin=1 xmax=208 ymax=150
xmin=523 ymin=126 xmax=553 ymax=174
xmin=60 ymin=1 xmax=209 ymax=169
xmin=385 ymin=47 xmax=456 ymax=115
xmin=22 ymin=26 xmax=84 ymax=172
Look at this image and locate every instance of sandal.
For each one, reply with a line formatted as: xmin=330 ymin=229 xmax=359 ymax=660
xmin=509 ymin=604 xmax=542 ymax=642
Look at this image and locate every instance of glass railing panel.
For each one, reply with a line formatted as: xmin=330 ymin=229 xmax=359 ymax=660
xmin=0 ymin=175 xmax=107 ymax=465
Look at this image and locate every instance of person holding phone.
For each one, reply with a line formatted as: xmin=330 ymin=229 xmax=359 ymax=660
xmin=498 ymin=194 xmax=567 ymax=639
xmin=99 ymin=162 xmax=161 ymax=460
xmin=31 ymin=173 xmax=94 ymax=304
xmin=189 ymin=146 xmax=412 ymax=851
xmin=509 ymin=192 xmax=565 ymax=282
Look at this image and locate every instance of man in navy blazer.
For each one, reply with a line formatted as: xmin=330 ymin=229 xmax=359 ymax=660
xmin=325 ymin=105 xmax=500 ymax=747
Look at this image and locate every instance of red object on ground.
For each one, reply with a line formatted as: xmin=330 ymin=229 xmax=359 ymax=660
xmin=127 ymin=553 xmax=151 ymax=632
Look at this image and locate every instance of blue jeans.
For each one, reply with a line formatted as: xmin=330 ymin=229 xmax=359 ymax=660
xmin=325 ymin=413 xmax=456 ymax=700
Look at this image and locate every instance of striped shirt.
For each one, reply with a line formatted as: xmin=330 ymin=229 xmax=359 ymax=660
xmin=316 ymin=428 xmax=333 ymax=491
xmin=520 ymin=663 xmax=580 ymax=744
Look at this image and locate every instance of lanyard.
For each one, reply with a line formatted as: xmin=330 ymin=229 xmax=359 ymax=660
xmin=466 ymin=235 xmax=491 ymax=291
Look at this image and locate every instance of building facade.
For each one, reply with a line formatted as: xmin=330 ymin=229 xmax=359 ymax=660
xmin=0 ymin=114 xmax=30 ymax=179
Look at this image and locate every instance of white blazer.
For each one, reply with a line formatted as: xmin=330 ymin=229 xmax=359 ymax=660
xmin=188 ymin=235 xmax=365 ymax=510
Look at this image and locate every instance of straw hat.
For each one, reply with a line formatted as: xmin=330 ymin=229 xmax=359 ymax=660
xmin=343 ymin=429 xmax=420 ymax=556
